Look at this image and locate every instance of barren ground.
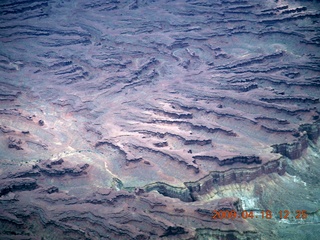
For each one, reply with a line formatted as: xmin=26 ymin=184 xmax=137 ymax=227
xmin=0 ymin=0 xmax=320 ymax=239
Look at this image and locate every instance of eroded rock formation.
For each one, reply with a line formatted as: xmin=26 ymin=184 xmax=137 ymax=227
xmin=0 ymin=0 xmax=319 ymax=239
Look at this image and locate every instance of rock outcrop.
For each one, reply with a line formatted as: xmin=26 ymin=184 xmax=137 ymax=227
xmin=0 ymin=0 xmax=319 ymax=238
xmin=0 ymin=162 xmax=256 ymax=239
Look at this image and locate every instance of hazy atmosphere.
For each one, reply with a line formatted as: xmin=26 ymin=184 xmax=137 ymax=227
xmin=0 ymin=0 xmax=320 ymax=239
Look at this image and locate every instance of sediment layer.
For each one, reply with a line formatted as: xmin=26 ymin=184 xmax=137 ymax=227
xmin=0 ymin=0 xmax=319 ymax=239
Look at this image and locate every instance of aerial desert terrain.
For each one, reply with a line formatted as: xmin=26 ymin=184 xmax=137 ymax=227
xmin=0 ymin=0 xmax=320 ymax=239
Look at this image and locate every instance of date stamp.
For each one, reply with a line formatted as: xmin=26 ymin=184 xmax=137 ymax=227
xmin=212 ymin=210 xmax=308 ymax=220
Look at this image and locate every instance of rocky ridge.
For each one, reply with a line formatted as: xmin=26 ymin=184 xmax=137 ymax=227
xmin=0 ymin=0 xmax=319 ymax=239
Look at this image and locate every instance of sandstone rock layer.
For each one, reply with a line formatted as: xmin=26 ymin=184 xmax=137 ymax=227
xmin=0 ymin=0 xmax=319 ymax=239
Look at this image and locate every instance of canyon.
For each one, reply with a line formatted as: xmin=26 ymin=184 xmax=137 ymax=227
xmin=0 ymin=0 xmax=320 ymax=239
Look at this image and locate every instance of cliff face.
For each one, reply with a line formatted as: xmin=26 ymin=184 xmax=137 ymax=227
xmin=186 ymin=159 xmax=286 ymax=199
xmin=272 ymin=134 xmax=309 ymax=160
xmin=0 ymin=0 xmax=320 ymax=239
xmin=0 ymin=160 xmax=256 ymax=239
xmin=272 ymin=122 xmax=320 ymax=159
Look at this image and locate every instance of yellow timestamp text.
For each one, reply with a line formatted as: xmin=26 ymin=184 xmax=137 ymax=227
xmin=212 ymin=210 xmax=308 ymax=220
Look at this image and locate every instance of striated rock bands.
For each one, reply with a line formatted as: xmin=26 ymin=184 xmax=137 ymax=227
xmin=0 ymin=161 xmax=256 ymax=239
xmin=0 ymin=0 xmax=319 ymax=239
